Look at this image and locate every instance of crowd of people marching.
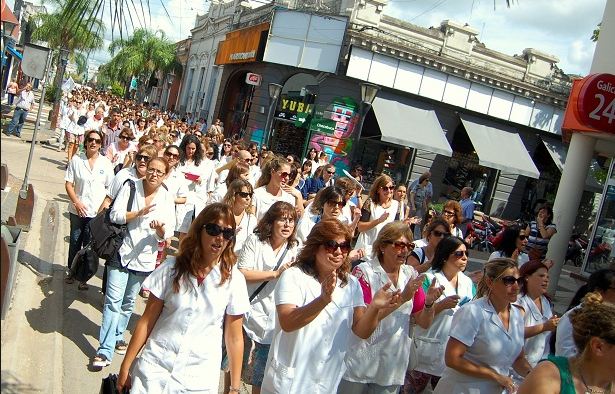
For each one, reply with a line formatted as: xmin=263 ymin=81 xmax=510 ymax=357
xmin=59 ymin=88 xmax=614 ymax=394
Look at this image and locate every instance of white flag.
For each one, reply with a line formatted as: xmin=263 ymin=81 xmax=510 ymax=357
xmin=62 ymin=76 xmax=75 ymax=92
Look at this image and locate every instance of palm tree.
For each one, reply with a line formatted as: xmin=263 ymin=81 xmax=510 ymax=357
xmin=107 ymin=28 xmax=182 ymax=100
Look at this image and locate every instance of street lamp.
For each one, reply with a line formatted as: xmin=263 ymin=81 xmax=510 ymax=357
xmin=263 ymin=82 xmax=283 ymax=147
xmin=50 ymin=48 xmax=70 ymax=128
xmin=2 ymin=20 xmax=17 ymax=90
xmin=350 ymin=82 xmax=381 ymax=165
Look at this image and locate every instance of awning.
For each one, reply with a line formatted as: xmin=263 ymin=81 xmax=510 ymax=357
xmin=540 ymin=137 xmax=604 ymax=193
xmin=371 ymin=92 xmax=453 ymax=156
xmin=6 ymin=46 xmax=22 ymax=60
xmin=460 ymin=114 xmax=540 ymax=179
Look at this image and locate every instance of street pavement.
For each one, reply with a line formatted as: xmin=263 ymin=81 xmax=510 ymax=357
xmin=1 ymin=109 xmax=585 ymax=393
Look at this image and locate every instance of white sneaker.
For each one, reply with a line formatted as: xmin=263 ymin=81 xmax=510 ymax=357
xmin=92 ymin=355 xmax=111 ymax=368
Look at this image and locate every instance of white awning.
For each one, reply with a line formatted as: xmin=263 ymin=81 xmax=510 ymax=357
xmin=541 ymin=137 xmax=604 ymax=193
xmin=460 ymin=114 xmax=540 ymax=179
xmin=371 ymin=92 xmax=453 ymax=156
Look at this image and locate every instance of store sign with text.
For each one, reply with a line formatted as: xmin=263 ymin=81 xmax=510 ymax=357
xmin=576 ymin=73 xmax=615 ymax=133
xmin=245 ymin=73 xmax=261 ymax=86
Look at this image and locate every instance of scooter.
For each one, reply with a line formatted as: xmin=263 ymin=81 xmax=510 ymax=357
xmin=565 ymin=233 xmax=587 ymax=267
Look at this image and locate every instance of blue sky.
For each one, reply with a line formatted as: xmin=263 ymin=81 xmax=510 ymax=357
xmin=11 ymin=0 xmax=606 ymax=76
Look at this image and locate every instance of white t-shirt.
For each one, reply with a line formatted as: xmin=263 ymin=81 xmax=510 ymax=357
xmin=354 ymin=200 xmax=399 ymax=258
xmin=252 ymin=186 xmax=295 ymax=222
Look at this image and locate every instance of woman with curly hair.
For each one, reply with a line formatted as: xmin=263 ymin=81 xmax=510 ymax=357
xmin=116 ymin=203 xmax=249 ymax=394
xmin=236 ymin=201 xmax=299 ymax=393
xmin=261 ymin=219 xmax=399 ymax=394
xmin=518 ymin=292 xmax=615 ymax=394
xmin=441 ymin=200 xmax=464 ymax=238
xmin=354 ymin=174 xmax=399 ymax=258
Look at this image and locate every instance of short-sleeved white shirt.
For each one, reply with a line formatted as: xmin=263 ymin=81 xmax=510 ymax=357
xmin=65 ymin=153 xmax=114 ymax=217
xmin=252 ymin=186 xmax=295 ymax=222
xmin=237 ymin=234 xmax=297 ymax=344
xmin=261 ymin=267 xmax=364 ymax=394
xmin=233 ymin=212 xmax=257 ymax=255
xmin=354 ymin=200 xmax=399 ymax=257
xmin=130 ymin=260 xmax=249 ymax=393
xmin=514 ymin=293 xmax=554 ymax=368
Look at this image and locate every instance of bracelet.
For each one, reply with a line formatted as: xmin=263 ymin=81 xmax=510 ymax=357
xmin=229 ymin=387 xmax=241 ymax=393
xmin=425 ymin=301 xmax=434 ymax=309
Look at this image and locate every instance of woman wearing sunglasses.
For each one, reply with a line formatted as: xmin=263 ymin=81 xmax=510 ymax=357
xmin=116 ymin=203 xmax=249 ymax=394
xmin=340 ymin=222 xmax=444 ymax=394
xmin=93 ymin=157 xmax=176 ymax=369
xmin=253 ymin=156 xmax=297 ymax=221
xmin=355 ymin=174 xmax=399 ymax=259
xmin=296 ymin=186 xmax=347 ymax=247
xmin=64 ymin=130 xmax=115 ymax=290
xmin=261 ymin=219 xmax=398 ymax=394
xmin=222 ymin=179 xmax=257 ymax=255
xmin=407 ymin=218 xmax=451 ymax=274
xmin=490 ymin=225 xmax=530 ymax=268
xmin=106 ymin=127 xmax=137 ymax=174
xmin=403 ymin=236 xmax=476 ymax=394
xmin=208 ymin=161 xmax=251 ymax=206
xmin=432 ymin=258 xmax=532 ymax=394
xmin=233 ymin=201 xmax=298 ymax=393
xmin=511 ymin=260 xmax=559 ymax=383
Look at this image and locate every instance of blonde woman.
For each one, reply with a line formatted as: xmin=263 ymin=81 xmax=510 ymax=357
xmin=222 ymin=179 xmax=257 ymax=254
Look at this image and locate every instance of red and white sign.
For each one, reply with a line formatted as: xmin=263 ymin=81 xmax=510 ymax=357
xmin=576 ymin=73 xmax=615 ymax=134
xmin=246 ymin=73 xmax=261 ymax=86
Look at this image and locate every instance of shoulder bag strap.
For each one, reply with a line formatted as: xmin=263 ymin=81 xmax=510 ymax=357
xmin=125 ymin=179 xmax=136 ymax=211
xmin=249 ymin=244 xmax=289 ymax=302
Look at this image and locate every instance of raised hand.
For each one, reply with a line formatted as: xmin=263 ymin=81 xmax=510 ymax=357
xmin=372 ymin=282 xmax=400 ymax=309
xmin=425 ymin=278 xmax=445 ymax=305
xmin=319 ymin=272 xmax=337 ymax=304
xmin=401 ymin=274 xmax=426 ymax=302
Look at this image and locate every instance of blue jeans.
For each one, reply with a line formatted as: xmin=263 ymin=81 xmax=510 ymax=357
xmin=68 ymin=213 xmax=91 ymax=270
xmin=96 ymin=256 xmax=148 ymax=361
xmin=6 ymin=107 xmax=29 ymax=136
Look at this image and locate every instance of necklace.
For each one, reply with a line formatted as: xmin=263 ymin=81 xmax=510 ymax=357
xmin=578 ymin=363 xmax=611 ymax=394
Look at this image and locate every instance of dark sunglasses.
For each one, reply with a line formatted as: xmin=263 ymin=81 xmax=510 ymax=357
xmin=443 ymin=210 xmax=455 ymax=216
xmin=86 ymin=137 xmax=101 ymax=144
xmin=380 ymin=186 xmax=395 ymax=191
xmin=206 ymin=151 xmax=214 ymax=156
xmin=203 ymin=223 xmax=234 ymax=240
xmin=119 ymin=135 xmax=131 ymax=140
xmin=135 ymin=154 xmax=151 ymax=162
xmin=498 ymin=276 xmax=524 ymax=287
xmin=165 ymin=152 xmax=180 ymax=159
xmin=277 ymin=171 xmax=290 ymax=178
xmin=518 ymin=235 xmax=528 ymax=240
xmin=452 ymin=250 xmax=470 ymax=258
xmin=326 ymin=200 xmax=345 ymax=208
xmin=236 ymin=191 xmax=253 ymax=198
xmin=388 ymin=241 xmax=415 ymax=251
xmin=326 ymin=170 xmax=336 ymax=175
xmin=322 ymin=240 xmax=351 ymax=254
xmin=433 ymin=230 xmax=451 ymax=237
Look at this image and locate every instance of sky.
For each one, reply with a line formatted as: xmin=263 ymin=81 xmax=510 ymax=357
xmin=10 ymin=0 xmax=606 ymax=76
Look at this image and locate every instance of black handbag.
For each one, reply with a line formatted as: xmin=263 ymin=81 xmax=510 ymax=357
xmin=69 ymin=244 xmax=99 ymax=282
xmin=89 ymin=179 xmax=136 ymax=260
xmin=99 ymin=373 xmax=121 ymax=394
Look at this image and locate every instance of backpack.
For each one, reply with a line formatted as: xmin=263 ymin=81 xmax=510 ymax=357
xmin=88 ymin=179 xmax=136 ymax=260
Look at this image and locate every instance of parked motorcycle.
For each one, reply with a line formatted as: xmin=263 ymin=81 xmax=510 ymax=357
xmin=565 ymin=233 xmax=587 ymax=267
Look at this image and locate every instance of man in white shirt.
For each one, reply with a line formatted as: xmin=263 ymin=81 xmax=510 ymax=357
xmin=5 ymin=82 xmax=35 ymax=138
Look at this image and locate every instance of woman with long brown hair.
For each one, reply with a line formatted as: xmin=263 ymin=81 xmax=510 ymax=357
xmin=261 ymin=219 xmax=399 ymax=394
xmin=116 ymin=203 xmax=249 ymax=393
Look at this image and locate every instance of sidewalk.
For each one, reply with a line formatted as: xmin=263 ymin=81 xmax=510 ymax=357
xmin=0 ymin=128 xmax=583 ymax=392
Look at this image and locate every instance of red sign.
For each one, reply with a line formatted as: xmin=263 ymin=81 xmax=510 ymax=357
xmin=246 ymin=73 xmax=261 ymax=86
xmin=576 ymin=73 xmax=615 ymax=133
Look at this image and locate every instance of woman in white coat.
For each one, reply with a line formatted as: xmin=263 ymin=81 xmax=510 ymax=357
xmin=403 ymin=236 xmax=476 ymax=394
xmin=339 ymin=221 xmax=444 ymax=394
xmin=222 ymin=179 xmax=257 ymax=255
xmin=116 ymin=203 xmax=249 ymax=393
xmin=261 ymin=219 xmax=399 ymax=394
xmin=513 ymin=260 xmax=559 ymax=379
xmin=354 ymin=174 xmax=399 ymax=259
xmin=432 ymin=258 xmax=532 ymax=394
xmin=236 ymin=201 xmax=299 ymax=393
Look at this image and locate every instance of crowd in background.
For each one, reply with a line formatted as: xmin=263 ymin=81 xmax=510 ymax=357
xmin=56 ymin=88 xmax=614 ymax=394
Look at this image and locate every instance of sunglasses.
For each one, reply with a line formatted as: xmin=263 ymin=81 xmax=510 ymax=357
xmin=518 ymin=235 xmax=528 ymax=240
xmin=203 ymin=223 xmax=234 ymax=240
xmin=443 ymin=210 xmax=455 ymax=216
xmin=433 ymin=230 xmax=451 ymax=237
xmin=223 ymin=144 xmax=231 ymax=147
xmin=388 ymin=241 xmax=415 ymax=251
xmin=86 ymin=137 xmax=101 ymax=144
xmin=326 ymin=200 xmax=346 ymax=208
xmin=236 ymin=191 xmax=253 ymax=198
xmin=452 ymin=250 xmax=470 ymax=258
xmin=135 ymin=154 xmax=151 ymax=162
xmin=277 ymin=171 xmax=290 ymax=178
xmin=498 ymin=276 xmax=524 ymax=287
xmin=323 ymin=240 xmax=351 ymax=254
xmin=326 ymin=170 xmax=336 ymax=175
xmin=206 ymin=152 xmax=214 ymax=156
xmin=243 ymin=158 xmax=252 ymax=163
xmin=165 ymin=152 xmax=180 ymax=159
xmin=119 ymin=135 xmax=131 ymax=140
xmin=380 ymin=186 xmax=395 ymax=191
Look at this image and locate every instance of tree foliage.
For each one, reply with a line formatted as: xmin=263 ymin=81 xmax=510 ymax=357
xmin=591 ymin=22 xmax=601 ymax=42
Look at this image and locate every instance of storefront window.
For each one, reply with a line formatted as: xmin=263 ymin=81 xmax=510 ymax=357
xmin=355 ymin=139 xmax=411 ymax=191
xmin=582 ymin=159 xmax=615 ymax=275
xmin=228 ymin=75 xmax=255 ymax=137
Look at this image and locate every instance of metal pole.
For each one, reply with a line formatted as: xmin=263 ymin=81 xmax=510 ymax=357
xmin=20 ymin=50 xmax=52 ymax=199
xmin=263 ymin=98 xmax=276 ymax=147
xmin=349 ymin=101 xmax=371 ymax=166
